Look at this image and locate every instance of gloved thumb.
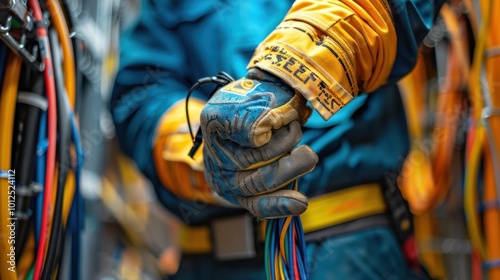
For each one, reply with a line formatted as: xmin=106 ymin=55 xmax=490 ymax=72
xmin=237 ymin=188 xmax=308 ymax=219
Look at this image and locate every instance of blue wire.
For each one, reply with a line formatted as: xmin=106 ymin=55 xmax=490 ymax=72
xmin=35 ymin=112 xmax=48 ymax=246
xmin=294 ymin=216 xmax=309 ymax=278
xmin=282 ymin=255 xmax=290 ymax=279
xmin=296 ymin=245 xmax=307 ymax=279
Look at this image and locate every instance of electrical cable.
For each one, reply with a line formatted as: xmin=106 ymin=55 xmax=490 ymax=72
xmin=57 ymin=0 xmax=84 ymax=117
xmin=29 ymin=0 xmax=59 ymax=278
xmin=17 ymin=229 xmax=37 ymax=279
xmin=48 ymin=3 xmax=84 ymax=276
xmin=477 ymin=0 xmax=500 ymax=278
xmin=41 ymin=27 xmax=72 ymax=280
xmin=0 ymin=53 xmax=22 ymax=280
xmin=463 ymin=0 xmax=493 ymax=263
xmin=185 ymin=72 xmax=234 ymax=158
xmin=35 ymin=112 xmax=47 ymax=246
xmin=265 ymin=181 xmax=308 ymax=280
xmin=14 ymin=66 xmax=45 ymax=262
xmin=68 ymin=109 xmax=84 ymax=280
xmin=61 ymin=171 xmax=75 ymax=227
xmin=47 ymin=0 xmax=76 ymax=109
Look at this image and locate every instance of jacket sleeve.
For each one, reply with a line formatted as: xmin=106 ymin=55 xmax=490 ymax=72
xmin=110 ymin=0 xmax=235 ymax=223
xmin=248 ymin=0 xmax=445 ymax=120
xmin=110 ymin=0 xmax=190 ymax=171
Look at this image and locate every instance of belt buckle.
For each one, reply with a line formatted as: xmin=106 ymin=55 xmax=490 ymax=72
xmin=211 ymin=214 xmax=257 ymax=261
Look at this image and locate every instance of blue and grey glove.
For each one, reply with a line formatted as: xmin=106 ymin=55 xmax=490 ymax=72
xmin=200 ymin=68 xmax=318 ymax=219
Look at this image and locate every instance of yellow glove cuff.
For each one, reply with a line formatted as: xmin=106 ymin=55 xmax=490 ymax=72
xmin=153 ymin=99 xmax=217 ymax=204
xmin=248 ymin=0 xmax=396 ymax=120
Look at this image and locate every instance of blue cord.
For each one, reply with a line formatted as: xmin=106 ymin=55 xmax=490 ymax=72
xmin=35 ymin=112 xmax=48 ymax=246
xmin=296 ymin=244 xmax=307 ymax=278
xmin=295 ymin=216 xmax=308 ymax=278
xmin=283 ymin=255 xmax=290 ymax=279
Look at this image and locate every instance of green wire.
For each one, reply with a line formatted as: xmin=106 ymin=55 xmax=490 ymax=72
xmin=26 ymin=265 xmax=34 ymax=280
xmin=265 ymin=220 xmax=272 ymax=280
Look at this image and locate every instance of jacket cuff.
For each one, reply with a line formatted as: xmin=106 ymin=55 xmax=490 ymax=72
xmin=248 ymin=0 xmax=396 ymax=120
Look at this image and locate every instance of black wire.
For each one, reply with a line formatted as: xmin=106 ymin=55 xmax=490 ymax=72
xmin=41 ymin=28 xmax=72 ymax=280
xmin=59 ymin=0 xmax=83 ymax=117
xmin=58 ymin=0 xmax=75 ymax=29
xmin=185 ymin=72 xmax=234 ymax=158
xmin=13 ymin=64 xmax=45 ymax=260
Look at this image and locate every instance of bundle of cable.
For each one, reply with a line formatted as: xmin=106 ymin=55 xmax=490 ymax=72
xmin=265 ymin=182 xmax=308 ymax=280
xmin=0 ymin=0 xmax=84 ymax=279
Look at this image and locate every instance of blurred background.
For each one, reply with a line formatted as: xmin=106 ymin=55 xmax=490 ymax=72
xmin=0 ymin=0 xmax=499 ymax=279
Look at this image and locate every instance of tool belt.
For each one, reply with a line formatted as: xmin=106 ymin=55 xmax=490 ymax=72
xmin=179 ymin=183 xmax=396 ymax=260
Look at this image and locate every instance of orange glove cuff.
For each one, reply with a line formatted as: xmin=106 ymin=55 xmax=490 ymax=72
xmin=153 ymin=99 xmax=217 ymax=204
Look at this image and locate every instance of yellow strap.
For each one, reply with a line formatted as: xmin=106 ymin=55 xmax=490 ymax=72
xmin=300 ymin=183 xmax=386 ymax=233
xmin=179 ymin=225 xmax=213 ymax=254
xmin=180 ymin=183 xmax=386 ymax=254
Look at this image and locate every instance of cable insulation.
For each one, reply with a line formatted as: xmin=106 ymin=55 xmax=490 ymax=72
xmin=29 ymin=0 xmax=59 ymax=278
xmin=0 ymin=52 xmax=22 ymax=280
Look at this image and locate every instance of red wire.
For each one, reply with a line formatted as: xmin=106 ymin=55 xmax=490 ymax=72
xmin=293 ymin=226 xmax=300 ymax=280
xmin=29 ymin=0 xmax=58 ymax=279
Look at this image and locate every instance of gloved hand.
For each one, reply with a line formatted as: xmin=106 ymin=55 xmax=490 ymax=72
xmin=200 ymin=68 xmax=318 ymax=219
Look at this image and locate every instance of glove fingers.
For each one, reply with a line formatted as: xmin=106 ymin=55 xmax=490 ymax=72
xmin=252 ymin=94 xmax=311 ymax=147
xmin=215 ymin=121 xmax=303 ymax=170
xmin=237 ymin=189 xmax=308 ymax=219
xmin=236 ymin=144 xmax=318 ymax=195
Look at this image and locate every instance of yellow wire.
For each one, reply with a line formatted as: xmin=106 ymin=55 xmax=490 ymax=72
xmin=44 ymin=168 xmax=59 ymax=258
xmin=464 ymin=128 xmax=487 ymax=259
xmin=62 ymin=170 xmax=75 ymax=226
xmin=279 ymin=216 xmax=292 ymax=263
xmin=46 ymin=0 xmax=76 ymax=109
xmin=277 ymin=251 xmax=285 ymax=280
xmin=47 ymin=0 xmax=78 ymax=233
xmin=274 ymin=251 xmax=280 ymax=279
xmin=0 ymin=53 xmax=22 ymax=280
xmin=17 ymin=232 xmax=35 ymax=279
xmin=464 ymin=0 xmax=493 ymax=261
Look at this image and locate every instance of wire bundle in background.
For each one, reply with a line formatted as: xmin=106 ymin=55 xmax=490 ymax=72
xmin=0 ymin=0 xmax=84 ymax=279
xmin=396 ymin=1 xmax=500 ymax=279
